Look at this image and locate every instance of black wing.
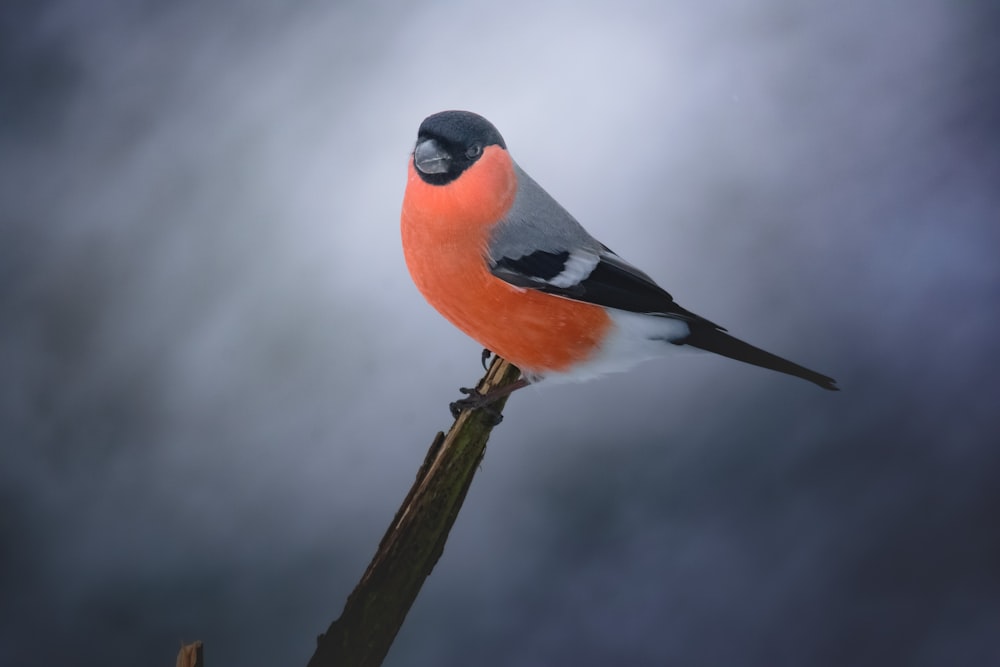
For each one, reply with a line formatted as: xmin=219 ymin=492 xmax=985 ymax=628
xmin=489 ymin=244 xmax=840 ymax=390
xmin=490 ymin=246 xmax=725 ymax=330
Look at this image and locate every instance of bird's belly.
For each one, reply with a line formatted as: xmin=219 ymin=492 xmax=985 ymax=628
xmin=406 ymin=243 xmax=613 ymax=376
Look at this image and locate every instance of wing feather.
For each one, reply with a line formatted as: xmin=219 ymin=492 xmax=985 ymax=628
xmin=490 ymin=247 xmax=725 ymax=331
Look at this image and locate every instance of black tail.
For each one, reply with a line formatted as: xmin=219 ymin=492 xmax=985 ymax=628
xmin=681 ymin=326 xmax=839 ymax=391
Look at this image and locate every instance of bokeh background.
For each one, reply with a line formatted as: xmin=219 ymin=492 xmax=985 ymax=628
xmin=2 ymin=0 xmax=999 ymax=665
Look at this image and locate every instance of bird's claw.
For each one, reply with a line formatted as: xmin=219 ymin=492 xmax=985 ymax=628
xmin=480 ymin=348 xmax=494 ymax=370
xmin=449 ymin=387 xmax=504 ymax=424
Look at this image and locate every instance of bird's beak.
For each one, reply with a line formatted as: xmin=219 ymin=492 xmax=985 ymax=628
xmin=414 ymin=138 xmax=451 ymax=174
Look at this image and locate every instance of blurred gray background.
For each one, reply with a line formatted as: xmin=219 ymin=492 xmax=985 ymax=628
xmin=2 ymin=0 xmax=998 ymax=665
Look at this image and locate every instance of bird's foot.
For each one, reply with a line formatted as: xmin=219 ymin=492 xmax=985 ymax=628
xmin=448 ymin=378 xmax=530 ymax=424
xmin=450 ymin=387 xmax=504 ymax=424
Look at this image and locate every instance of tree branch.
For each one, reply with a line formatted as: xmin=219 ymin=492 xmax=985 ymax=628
xmin=176 ymin=641 xmax=203 ymax=667
xmin=306 ymin=356 xmax=523 ymax=667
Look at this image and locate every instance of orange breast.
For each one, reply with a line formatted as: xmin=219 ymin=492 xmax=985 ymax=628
xmin=401 ymin=147 xmax=611 ymax=374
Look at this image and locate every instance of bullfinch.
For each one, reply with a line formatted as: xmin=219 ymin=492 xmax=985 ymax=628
xmin=401 ymin=110 xmax=837 ymax=411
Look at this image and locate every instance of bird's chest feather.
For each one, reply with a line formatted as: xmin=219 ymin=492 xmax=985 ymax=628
xmin=400 ymin=170 xmax=512 ymax=325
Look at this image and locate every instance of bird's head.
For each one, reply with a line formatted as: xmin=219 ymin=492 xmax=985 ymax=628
xmin=412 ymin=110 xmax=507 ymax=186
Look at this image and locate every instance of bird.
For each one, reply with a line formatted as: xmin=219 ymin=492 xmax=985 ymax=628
xmin=400 ymin=110 xmax=837 ymax=413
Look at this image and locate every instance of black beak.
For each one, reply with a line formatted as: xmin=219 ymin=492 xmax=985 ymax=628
xmin=413 ymin=138 xmax=451 ymax=174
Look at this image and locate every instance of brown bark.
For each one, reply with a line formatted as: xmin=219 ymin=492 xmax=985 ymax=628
xmin=176 ymin=641 xmax=203 ymax=667
xmin=306 ymin=357 xmax=523 ymax=667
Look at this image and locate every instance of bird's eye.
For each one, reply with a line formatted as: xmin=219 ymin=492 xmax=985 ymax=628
xmin=465 ymin=143 xmax=483 ymax=159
